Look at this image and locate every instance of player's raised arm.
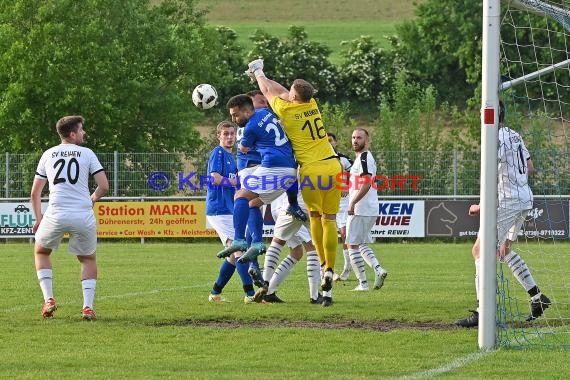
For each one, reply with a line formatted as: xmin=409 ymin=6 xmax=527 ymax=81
xmin=247 ymin=59 xmax=289 ymax=102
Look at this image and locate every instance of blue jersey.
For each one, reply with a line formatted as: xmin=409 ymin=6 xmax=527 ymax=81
xmin=206 ymin=146 xmax=237 ymax=216
xmin=236 ymin=126 xmax=261 ymax=171
xmin=240 ymin=108 xmax=296 ymax=169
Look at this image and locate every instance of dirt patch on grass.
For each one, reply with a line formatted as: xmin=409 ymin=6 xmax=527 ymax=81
xmin=156 ymin=319 xmax=460 ymax=331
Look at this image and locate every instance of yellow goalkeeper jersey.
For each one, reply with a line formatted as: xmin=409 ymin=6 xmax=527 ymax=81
xmin=270 ymin=97 xmax=336 ymax=165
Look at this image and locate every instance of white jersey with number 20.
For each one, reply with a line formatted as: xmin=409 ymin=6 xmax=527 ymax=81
xmin=35 ymin=144 xmax=104 ymax=213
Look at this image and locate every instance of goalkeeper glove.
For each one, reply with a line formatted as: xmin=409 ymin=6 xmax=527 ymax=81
xmin=248 ymin=59 xmax=266 ymax=78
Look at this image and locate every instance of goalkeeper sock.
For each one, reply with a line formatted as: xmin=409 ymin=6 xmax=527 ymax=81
xmin=322 ymin=218 xmax=338 ymax=270
xmin=309 ymin=215 xmax=325 ymax=264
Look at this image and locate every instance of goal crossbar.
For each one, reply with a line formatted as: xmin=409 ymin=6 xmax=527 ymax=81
xmin=500 ymin=58 xmax=570 ymax=90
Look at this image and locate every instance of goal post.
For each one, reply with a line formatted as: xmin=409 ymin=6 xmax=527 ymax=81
xmin=481 ymin=0 xmax=570 ymax=349
xmin=480 ymin=0 xmax=501 ymax=350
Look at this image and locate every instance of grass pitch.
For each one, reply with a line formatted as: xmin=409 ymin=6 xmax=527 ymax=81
xmin=1 ymin=241 xmax=569 ymax=379
xmin=202 ymin=0 xmax=419 ymax=64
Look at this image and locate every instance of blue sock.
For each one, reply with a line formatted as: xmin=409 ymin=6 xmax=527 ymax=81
xmin=233 ymin=197 xmax=249 ymax=240
xmin=247 ymin=206 xmax=263 ymax=243
xmin=211 ymin=259 xmax=235 ymax=295
xmin=236 ymin=261 xmax=254 ymax=296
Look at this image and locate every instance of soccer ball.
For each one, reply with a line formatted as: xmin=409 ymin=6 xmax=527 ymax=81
xmin=192 ymin=84 xmax=218 ymax=110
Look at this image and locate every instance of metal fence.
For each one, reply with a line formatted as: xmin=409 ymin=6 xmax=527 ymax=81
xmin=2 ymin=150 xmax=568 ymax=198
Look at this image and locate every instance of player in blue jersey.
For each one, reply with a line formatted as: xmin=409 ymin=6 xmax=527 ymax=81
xmin=217 ymin=94 xmax=298 ymax=263
xmin=246 ymin=89 xmax=307 ymax=223
xmin=236 ymin=91 xmax=265 ymax=286
xmin=206 ymin=121 xmax=256 ymax=303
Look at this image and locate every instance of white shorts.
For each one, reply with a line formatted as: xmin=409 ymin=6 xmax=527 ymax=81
xmin=238 ymin=166 xmax=258 ymax=178
xmin=34 ymin=211 xmax=97 ymax=256
xmin=336 ymin=196 xmax=349 ymax=228
xmin=273 ymin=210 xmax=311 ymax=248
xmin=497 ymin=207 xmax=528 ymax=244
xmin=345 ymin=215 xmax=377 ymax=245
xmin=240 ymin=166 xmax=297 ymax=204
xmin=206 ymin=215 xmax=234 ymax=246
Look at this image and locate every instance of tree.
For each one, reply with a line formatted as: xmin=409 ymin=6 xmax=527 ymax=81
xmin=337 ymin=35 xmax=405 ymax=106
xmin=247 ymin=26 xmax=338 ymax=100
xmin=0 ymin=0 xmax=236 ymax=154
xmin=396 ymin=0 xmax=483 ymax=105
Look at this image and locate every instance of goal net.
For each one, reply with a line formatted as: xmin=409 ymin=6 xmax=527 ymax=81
xmin=497 ymin=0 xmax=570 ymax=348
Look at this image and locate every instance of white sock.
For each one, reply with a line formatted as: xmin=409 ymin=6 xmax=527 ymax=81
xmin=474 ymin=258 xmax=481 ymax=304
xmin=306 ymin=250 xmax=320 ymax=300
xmin=503 ymin=250 xmax=537 ymax=291
xmin=359 ymin=244 xmax=383 ymax=274
xmin=348 ymin=248 xmax=368 ymax=287
xmin=342 ymin=249 xmax=351 ymax=272
xmin=37 ymin=269 xmax=53 ymax=302
xmin=82 ymin=279 xmax=97 ymax=309
xmin=263 ymin=242 xmax=283 ymax=282
xmin=268 ymin=255 xmax=298 ymax=294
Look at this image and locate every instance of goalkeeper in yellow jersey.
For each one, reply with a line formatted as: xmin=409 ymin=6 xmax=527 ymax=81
xmin=247 ymin=58 xmax=342 ymax=307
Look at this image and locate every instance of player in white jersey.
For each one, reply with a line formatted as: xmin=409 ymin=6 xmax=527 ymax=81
xmin=344 ymin=128 xmax=388 ymax=291
xmin=31 ymin=115 xmax=109 ymax=320
xmin=456 ymin=101 xmax=550 ymax=327
xmin=251 ymin=192 xmax=322 ymax=303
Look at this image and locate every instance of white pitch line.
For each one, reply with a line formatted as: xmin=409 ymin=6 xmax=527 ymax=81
xmin=1 ymin=283 xmax=209 ymax=314
xmin=398 ymin=350 xmax=495 ymax=379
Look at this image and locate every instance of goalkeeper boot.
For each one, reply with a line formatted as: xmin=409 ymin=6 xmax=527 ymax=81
xmin=526 ymin=293 xmax=551 ymax=321
xmin=248 ymin=266 xmax=264 ymax=288
xmin=237 ymin=243 xmax=266 ymax=264
xmin=455 ymin=310 xmax=479 ymax=328
xmin=216 ymin=239 xmax=247 ymax=259
xmin=286 ymin=204 xmax=308 ymax=222
xmin=41 ymin=298 xmax=57 ymax=318
xmin=374 ymin=269 xmax=388 ymax=290
xmin=81 ymin=306 xmax=97 ymax=321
